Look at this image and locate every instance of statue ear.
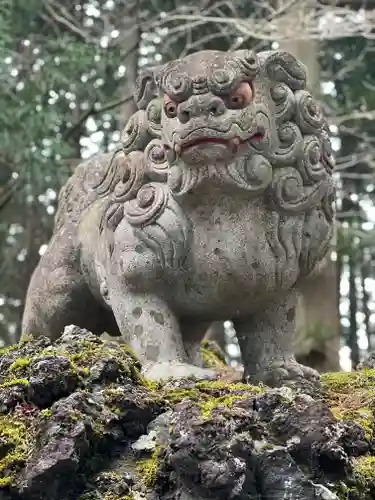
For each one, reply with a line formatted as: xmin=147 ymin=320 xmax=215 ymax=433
xmin=258 ymin=50 xmax=307 ymax=90
xmin=133 ymin=65 xmax=164 ymax=110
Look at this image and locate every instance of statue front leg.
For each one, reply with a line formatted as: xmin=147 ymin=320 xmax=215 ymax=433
xmin=234 ymin=289 xmax=320 ymax=388
xmin=107 ymin=282 xmax=215 ymax=382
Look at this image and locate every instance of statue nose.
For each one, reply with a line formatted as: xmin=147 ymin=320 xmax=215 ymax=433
xmin=177 ymin=95 xmax=226 ymax=123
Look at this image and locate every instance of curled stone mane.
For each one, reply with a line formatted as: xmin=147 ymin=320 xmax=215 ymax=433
xmin=257 ymin=51 xmax=335 ymax=280
xmin=95 ymin=50 xmax=335 ymax=274
xmin=96 ymin=85 xmax=190 ymax=268
xmin=260 ymin=51 xmax=335 ymax=217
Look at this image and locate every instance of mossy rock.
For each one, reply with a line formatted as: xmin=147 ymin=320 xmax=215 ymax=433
xmin=0 ymin=326 xmax=162 ymax=499
xmin=321 ymin=370 xmax=375 ymax=499
xmin=2 ymin=326 xmax=375 ymax=500
xmin=321 ymin=370 xmax=375 ymax=440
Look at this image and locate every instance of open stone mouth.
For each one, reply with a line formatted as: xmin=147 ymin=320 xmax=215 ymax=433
xmin=179 ymin=128 xmax=265 ymax=153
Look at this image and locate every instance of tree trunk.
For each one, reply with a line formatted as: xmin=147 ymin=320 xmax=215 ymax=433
xmin=277 ymin=0 xmax=341 ymax=372
xmin=361 ymin=253 xmax=371 ymax=352
xmin=116 ymin=0 xmax=141 ymax=131
xmin=348 ymin=252 xmax=360 ymax=368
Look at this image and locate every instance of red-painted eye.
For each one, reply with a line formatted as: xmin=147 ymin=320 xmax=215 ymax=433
xmin=227 ymin=82 xmax=254 ymax=109
xmin=163 ymin=95 xmax=178 ymax=118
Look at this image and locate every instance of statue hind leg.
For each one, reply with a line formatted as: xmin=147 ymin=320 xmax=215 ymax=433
xmin=21 ymin=233 xmax=113 ymax=342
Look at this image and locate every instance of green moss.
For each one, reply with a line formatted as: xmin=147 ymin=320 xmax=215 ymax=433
xmin=201 ymin=339 xmax=227 ymax=369
xmin=321 ymin=370 xmax=375 ymax=440
xmin=135 ymin=382 xmax=263 ymax=485
xmin=0 ymin=353 xmax=31 ymax=388
xmin=0 ymin=477 xmax=11 ymax=487
xmin=0 ymin=344 xmax=18 ymax=356
xmin=353 ymin=455 xmax=375 ymax=482
xmin=103 ymin=495 xmax=133 ymax=500
xmin=0 ymin=415 xmax=28 ymax=483
xmin=92 ymin=471 xmax=134 ymax=500
xmin=40 ymin=408 xmax=52 ymax=418
xmin=115 ymin=343 xmax=139 ymax=366
xmin=103 ymin=384 xmax=161 ymax=419
xmin=321 ymin=370 xmax=375 ymax=394
xmin=196 ymin=380 xmax=263 ymax=392
xmin=136 ymin=446 xmax=161 ymax=488
xmin=0 ymin=378 xmax=29 ymax=388
xmin=322 ymin=371 xmax=375 ymax=496
xmin=332 ymin=481 xmax=349 ymax=500
xmin=332 ymin=407 xmax=374 ymax=440
xmin=9 ymin=357 xmax=31 ymax=373
xmin=198 ymin=394 xmax=244 ymax=419
xmin=352 ymin=455 xmax=375 ymax=497
xmin=19 ymin=334 xmax=34 ymax=346
xmin=30 ymin=336 xmax=145 ymax=388
xmin=139 ymin=376 xmax=159 ymax=392
xmin=162 ymin=379 xmax=263 ymax=419
xmin=198 ymin=380 xmax=263 ymax=417
xmin=67 ymin=340 xmax=145 ymax=385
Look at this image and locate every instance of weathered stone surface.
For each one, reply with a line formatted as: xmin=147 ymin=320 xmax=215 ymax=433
xmin=1 ymin=326 xmax=375 ymax=500
xmin=21 ymin=48 xmax=335 ymax=388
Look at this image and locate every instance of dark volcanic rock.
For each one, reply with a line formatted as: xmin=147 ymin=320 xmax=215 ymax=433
xmin=1 ymin=327 xmax=375 ymax=500
xmin=0 ymin=326 xmax=162 ymax=499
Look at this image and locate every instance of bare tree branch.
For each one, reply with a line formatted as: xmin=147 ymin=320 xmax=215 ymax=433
xmin=330 ymin=109 xmax=375 ymax=126
xmin=146 ymin=1 xmax=375 ymax=43
xmin=63 ymin=95 xmax=134 ymax=140
xmin=42 ymin=0 xmax=93 ymax=42
xmin=0 ymin=178 xmax=20 ymax=212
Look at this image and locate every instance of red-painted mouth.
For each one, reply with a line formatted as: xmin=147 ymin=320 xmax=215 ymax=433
xmin=249 ymin=131 xmax=265 ymax=142
xmin=181 ymin=130 xmax=265 ymax=152
xmin=184 ymin=137 xmax=228 ymax=148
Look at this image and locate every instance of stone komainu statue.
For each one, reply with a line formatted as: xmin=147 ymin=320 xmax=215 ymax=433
xmin=22 ymin=49 xmax=335 ymax=384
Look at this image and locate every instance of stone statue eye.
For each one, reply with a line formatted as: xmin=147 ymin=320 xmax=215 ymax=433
xmin=163 ymin=95 xmax=178 ymax=118
xmin=227 ymin=82 xmax=253 ymax=109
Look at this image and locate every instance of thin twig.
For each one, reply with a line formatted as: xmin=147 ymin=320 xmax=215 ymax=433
xmin=43 ymin=0 xmax=92 ymax=41
xmin=0 ymin=179 xmax=21 ymax=212
xmin=330 ymin=109 xmax=375 ymax=126
xmin=63 ymin=95 xmax=134 ymax=140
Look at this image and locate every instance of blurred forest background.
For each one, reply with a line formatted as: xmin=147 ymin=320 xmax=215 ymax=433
xmin=1 ymin=0 xmax=375 ymax=373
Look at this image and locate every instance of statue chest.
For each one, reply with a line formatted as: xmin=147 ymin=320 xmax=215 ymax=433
xmin=110 ymin=185 xmax=304 ymax=319
xmin=166 ymin=194 xmax=302 ymax=318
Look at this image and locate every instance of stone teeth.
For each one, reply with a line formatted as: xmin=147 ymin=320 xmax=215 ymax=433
xmin=230 ymin=137 xmax=240 ymax=153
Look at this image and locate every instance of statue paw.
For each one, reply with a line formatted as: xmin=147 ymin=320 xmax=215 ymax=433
xmin=246 ymin=357 xmax=320 ymax=389
xmin=142 ymin=361 xmax=217 ymax=382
